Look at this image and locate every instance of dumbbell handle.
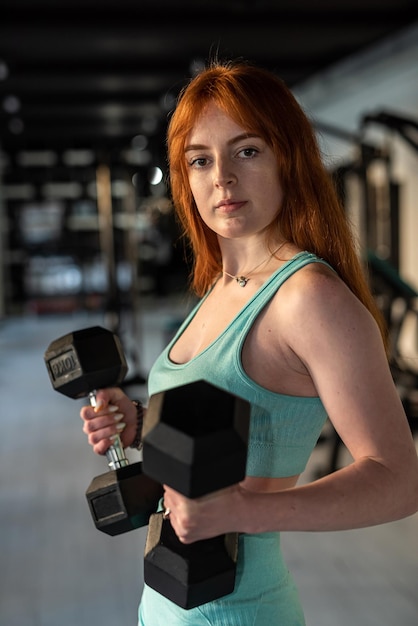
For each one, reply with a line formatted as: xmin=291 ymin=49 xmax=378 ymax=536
xmin=89 ymin=391 xmax=129 ymax=470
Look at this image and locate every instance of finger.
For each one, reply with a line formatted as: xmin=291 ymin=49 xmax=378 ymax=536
xmin=88 ymin=421 xmax=127 ymax=446
xmin=162 ymin=507 xmax=171 ymax=520
xmin=80 ymin=405 xmax=95 ymax=421
xmin=92 ymin=438 xmax=115 ymax=456
xmin=81 ymin=404 xmax=120 ymax=423
xmin=93 ymin=404 xmax=121 ymax=418
xmin=83 ymin=411 xmax=125 ymax=435
xmin=94 ymin=388 xmax=124 ymax=411
xmin=93 ymin=397 xmax=107 ymax=412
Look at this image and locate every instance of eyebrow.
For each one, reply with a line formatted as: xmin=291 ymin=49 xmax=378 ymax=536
xmin=184 ymin=132 xmax=261 ymax=153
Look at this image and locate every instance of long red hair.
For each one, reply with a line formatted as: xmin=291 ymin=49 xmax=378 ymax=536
xmin=167 ymin=60 xmax=387 ymax=348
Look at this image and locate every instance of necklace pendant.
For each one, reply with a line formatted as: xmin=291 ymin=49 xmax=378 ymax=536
xmin=236 ymin=276 xmax=249 ymax=287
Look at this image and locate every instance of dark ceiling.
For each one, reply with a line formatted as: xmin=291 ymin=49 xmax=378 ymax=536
xmin=1 ymin=0 xmax=418 ymax=159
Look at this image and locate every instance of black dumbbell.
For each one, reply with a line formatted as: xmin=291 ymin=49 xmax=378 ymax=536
xmin=141 ymin=380 xmax=251 ymax=609
xmin=44 ymin=325 xmax=163 ymax=536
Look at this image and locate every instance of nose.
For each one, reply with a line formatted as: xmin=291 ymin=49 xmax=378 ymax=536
xmin=213 ymin=157 xmax=237 ymax=188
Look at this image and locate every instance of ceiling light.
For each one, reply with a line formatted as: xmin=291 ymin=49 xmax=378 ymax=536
xmin=131 ymin=134 xmax=148 ymax=150
xmin=148 ymin=166 xmax=163 ymax=185
xmin=3 ymin=95 xmax=21 ymax=114
xmin=63 ymin=149 xmax=95 ymax=167
xmin=17 ymin=150 xmax=57 ymax=167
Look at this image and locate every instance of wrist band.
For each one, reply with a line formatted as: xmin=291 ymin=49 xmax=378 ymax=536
xmin=129 ymin=400 xmax=144 ymax=450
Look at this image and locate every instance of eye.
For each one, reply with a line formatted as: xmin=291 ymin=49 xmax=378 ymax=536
xmin=237 ymin=147 xmax=259 ymax=159
xmin=188 ymin=156 xmax=209 ymax=169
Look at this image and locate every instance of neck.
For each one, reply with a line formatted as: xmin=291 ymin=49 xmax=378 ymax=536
xmin=222 ymin=241 xmax=286 ymax=287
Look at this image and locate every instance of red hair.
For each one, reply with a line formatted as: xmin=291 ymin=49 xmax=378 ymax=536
xmin=167 ymin=60 xmax=387 ymax=348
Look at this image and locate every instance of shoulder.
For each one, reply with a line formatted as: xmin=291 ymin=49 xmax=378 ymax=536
xmin=279 ymin=258 xmax=347 ymax=309
xmin=274 ymin=259 xmax=380 ymax=352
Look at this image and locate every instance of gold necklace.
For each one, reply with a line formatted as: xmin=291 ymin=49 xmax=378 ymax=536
xmin=223 ymin=242 xmax=286 ymax=287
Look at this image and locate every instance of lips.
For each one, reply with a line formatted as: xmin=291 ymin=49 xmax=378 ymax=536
xmin=215 ymin=199 xmax=246 ymax=211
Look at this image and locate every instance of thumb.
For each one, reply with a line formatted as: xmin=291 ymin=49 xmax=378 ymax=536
xmin=91 ymin=388 xmax=112 ymax=411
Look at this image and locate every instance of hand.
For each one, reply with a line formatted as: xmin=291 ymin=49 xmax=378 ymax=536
xmin=162 ymin=483 xmax=246 ymax=544
xmin=80 ymin=387 xmax=138 ymax=455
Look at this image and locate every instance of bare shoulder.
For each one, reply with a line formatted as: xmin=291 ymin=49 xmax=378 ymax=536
xmin=278 ymin=260 xmax=354 ymax=311
xmin=274 ymin=260 xmax=381 ymax=352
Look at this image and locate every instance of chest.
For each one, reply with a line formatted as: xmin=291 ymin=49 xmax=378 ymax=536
xmin=169 ymin=283 xmax=312 ymax=395
xmin=169 ymin=282 xmax=261 ymax=364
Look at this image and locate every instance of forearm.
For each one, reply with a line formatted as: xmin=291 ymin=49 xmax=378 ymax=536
xmin=240 ymin=457 xmax=418 ymax=535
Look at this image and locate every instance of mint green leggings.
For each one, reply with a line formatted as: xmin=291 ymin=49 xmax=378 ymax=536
xmin=138 ymin=532 xmax=305 ymax=626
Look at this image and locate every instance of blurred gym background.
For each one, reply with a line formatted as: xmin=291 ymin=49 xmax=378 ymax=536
xmin=1 ymin=2 xmax=418 ymax=625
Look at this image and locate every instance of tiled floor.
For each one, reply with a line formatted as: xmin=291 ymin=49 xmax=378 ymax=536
xmin=1 ymin=301 xmax=417 ymax=626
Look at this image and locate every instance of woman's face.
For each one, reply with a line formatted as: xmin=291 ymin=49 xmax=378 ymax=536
xmin=184 ymin=102 xmax=283 ymax=242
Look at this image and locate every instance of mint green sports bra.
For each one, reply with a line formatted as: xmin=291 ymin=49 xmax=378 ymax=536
xmin=148 ymin=251 xmax=330 ymax=478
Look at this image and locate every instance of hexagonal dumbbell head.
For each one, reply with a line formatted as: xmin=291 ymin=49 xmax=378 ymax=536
xmin=142 ymin=380 xmax=251 ymax=498
xmin=86 ymin=464 xmax=163 ymax=536
xmin=44 ymin=326 xmax=128 ymax=399
xmin=144 ymin=512 xmax=239 ymax=608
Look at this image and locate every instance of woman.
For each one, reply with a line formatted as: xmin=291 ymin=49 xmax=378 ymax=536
xmin=80 ymin=60 xmax=418 ymax=625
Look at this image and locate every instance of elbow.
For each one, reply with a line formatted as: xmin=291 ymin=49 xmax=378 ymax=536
xmin=400 ymin=486 xmax=418 ymax=519
xmin=394 ymin=455 xmax=418 ymax=520
xmin=370 ymin=452 xmax=418 ymax=522
xmin=406 ymin=467 xmax=418 ymax=517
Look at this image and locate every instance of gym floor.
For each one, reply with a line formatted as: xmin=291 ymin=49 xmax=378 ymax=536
xmin=1 ymin=298 xmax=417 ymax=626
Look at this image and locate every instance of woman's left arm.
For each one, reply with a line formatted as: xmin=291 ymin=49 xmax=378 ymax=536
xmin=164 ymin=269 xmax=418 ymax=542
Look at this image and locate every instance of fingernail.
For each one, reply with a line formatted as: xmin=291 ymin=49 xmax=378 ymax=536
xmin=108 ymin=405 xmax=120 ymax=413
xmin=113 ymin=412 xmax=124 ymax=422
xmin=115 ymin=422 xmax=126 ymax=432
